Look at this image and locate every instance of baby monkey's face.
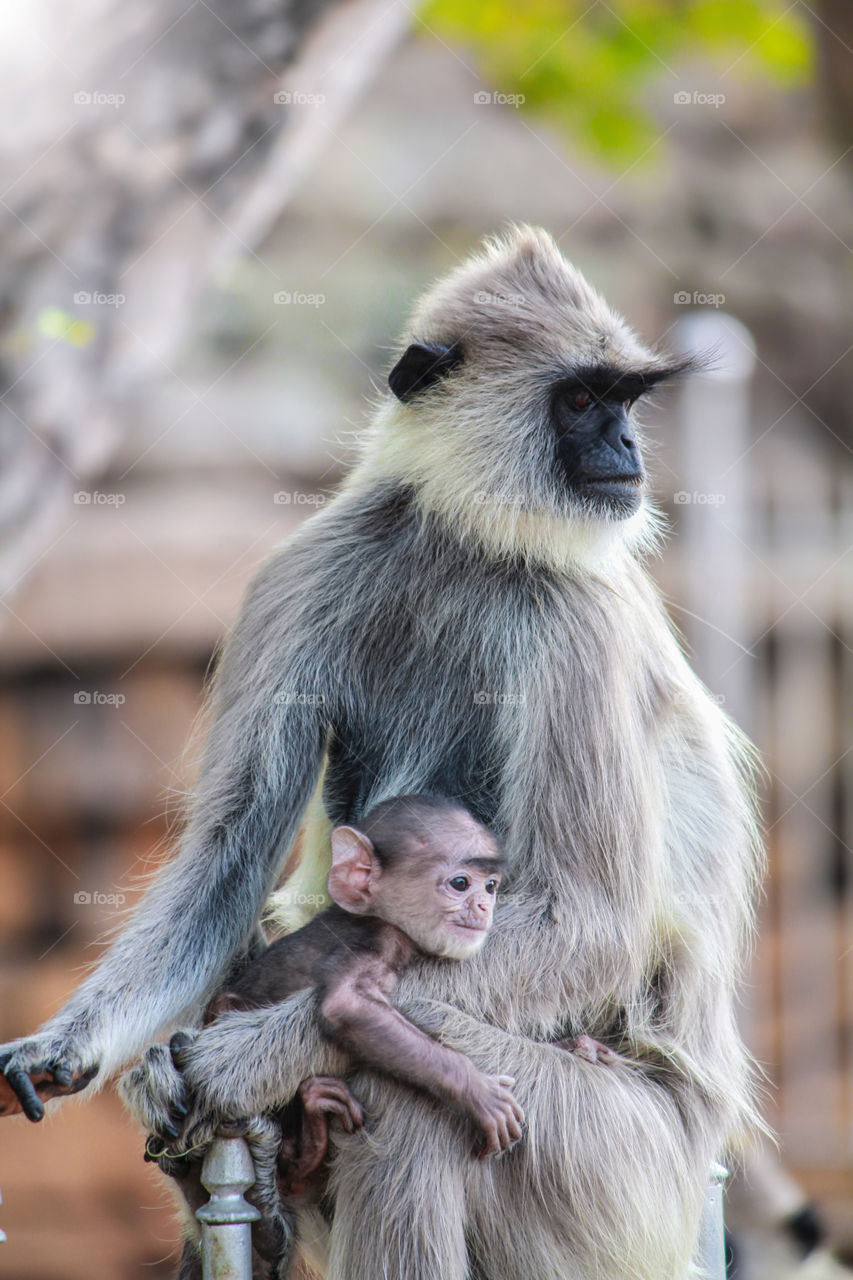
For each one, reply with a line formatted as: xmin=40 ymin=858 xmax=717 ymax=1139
xmin=328 ymin=807 xmax=505 ymax=961
xmin=376 ymin=851 xmax=503 ymax=961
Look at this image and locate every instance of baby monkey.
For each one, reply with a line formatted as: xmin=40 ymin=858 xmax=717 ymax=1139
xmin=142 ymin=796 xmax=523 ymax=1279
xmin=208 ymin=793 xmax=523 ymax=1158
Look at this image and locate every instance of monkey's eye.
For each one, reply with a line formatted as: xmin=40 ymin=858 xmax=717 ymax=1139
xmin=573 ymin=389 xmax=592 ymax=410
xmin=449 ymin=875 xmax=470 ymax=892
xmin=485 ymin=879 xmax=498 ymax=895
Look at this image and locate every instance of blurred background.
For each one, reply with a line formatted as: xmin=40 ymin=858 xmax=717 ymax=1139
xmin=0 ymin=1 xmax=851 ymax=1276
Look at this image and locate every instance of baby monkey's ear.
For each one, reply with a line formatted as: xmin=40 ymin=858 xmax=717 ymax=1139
xmin=328 ymin=826 xmax=379 ymax=913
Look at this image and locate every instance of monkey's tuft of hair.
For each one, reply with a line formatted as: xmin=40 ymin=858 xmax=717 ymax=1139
xmin=358 ymin=793 xmax=503 ymax=871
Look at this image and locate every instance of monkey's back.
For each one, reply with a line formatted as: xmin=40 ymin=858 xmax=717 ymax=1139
xmin=224 ymin=907 xmax=388 ymax=1008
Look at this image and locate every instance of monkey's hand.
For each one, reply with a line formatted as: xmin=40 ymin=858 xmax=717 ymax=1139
xmin=464 ymin=1070 xmax=524 ymax=1158
xmin=555 ymin=1034 xmax=619 ymax=1066
xmin=118 ymin=1032 xmax=196 ymax=1141
xmin=0 ymin=1035 xmax=99 ymax=1122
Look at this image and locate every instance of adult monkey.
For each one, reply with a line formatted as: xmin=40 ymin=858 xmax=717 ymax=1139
xmin=1 ymin=227 xmax=762 ymax=1280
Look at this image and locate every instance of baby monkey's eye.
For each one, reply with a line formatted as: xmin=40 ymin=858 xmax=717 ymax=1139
xmin=449 ymin=875 xmax=470 ymax=892
xmin=485 ymin=879 xmax=498 ymax=895
xmin=573 ymin=389 xmax=591 ymax=410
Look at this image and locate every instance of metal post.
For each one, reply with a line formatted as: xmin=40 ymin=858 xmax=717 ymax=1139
xmin=197 ymin=1134 xmax=261 ymax=1280
xmin=695 ymin=1162 xmax=729 ymax=1280
xmin=674 ymin=313 xmax=757 ymax=736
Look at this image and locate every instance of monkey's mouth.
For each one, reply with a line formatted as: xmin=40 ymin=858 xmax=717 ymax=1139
xmin=577 ymin=473 xmax=645 ymax=514
xmin=580 ymin=472 xmax=644 ymax=490
xmin=452 ymin=921 xmax=488 ymax=933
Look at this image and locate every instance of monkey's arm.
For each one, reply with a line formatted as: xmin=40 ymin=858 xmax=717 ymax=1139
xmin=319 ymin=969 xmax=523 ymax=1156
xmin=0 ymin=553 xmax=333 ymax=1121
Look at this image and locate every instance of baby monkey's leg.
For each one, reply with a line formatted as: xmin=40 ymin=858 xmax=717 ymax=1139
xmin=280 ymin=1076 xmax=364 ymax=1195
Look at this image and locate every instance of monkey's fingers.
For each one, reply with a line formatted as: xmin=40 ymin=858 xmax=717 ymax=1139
xmin=478 ymin=1101 xmax=524 ymax=1158
xmin=169 ymin=1031 xmax=197 ymax=1070
xmin=299 ymin=1077 xmax=364 ymax=1130
xmin=505 ymin=1092 xmax=525 ymax=1126
xmin=320 ymin=1097 xmax=362 ymax=1134
xmin=504 ymin=1108 xmax=524 ymax=1145
xmin=0 ymin=1057 xmax=97 ymax=1122
xmin=1 ymin=1065 xmax=44 ymax=1121
xmin=475 ymin=1125 xmax=501 ymax=1159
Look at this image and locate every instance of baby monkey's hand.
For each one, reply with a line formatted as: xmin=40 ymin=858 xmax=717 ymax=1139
xmin=557 ymin=1034 xmax=619 ymax=1065
xmin=465 ymin=1071 xmax=524 ymax=1158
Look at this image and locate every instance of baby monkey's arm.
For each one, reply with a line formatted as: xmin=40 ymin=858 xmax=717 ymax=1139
xmin=318 ymin=958 xmax=523 ymax=1157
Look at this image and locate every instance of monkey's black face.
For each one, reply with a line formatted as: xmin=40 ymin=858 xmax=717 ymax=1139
xmin=550 ymin=369 xmax=646 ymax=517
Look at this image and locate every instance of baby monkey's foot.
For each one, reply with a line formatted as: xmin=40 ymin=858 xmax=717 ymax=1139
xmin=558 ymin=1034 xmax=619 ymax=1065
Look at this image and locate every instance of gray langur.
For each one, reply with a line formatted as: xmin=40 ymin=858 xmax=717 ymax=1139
xmin=0 ymin=226 xmax=763 ymax=1280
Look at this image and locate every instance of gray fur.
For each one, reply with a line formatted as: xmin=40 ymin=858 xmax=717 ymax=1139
xmin=7 ymin=226 xmax=762 ymax=1279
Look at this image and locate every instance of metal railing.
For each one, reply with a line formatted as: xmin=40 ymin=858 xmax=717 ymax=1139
xmin=195 ymin=1138 xmax=729 ymax=1280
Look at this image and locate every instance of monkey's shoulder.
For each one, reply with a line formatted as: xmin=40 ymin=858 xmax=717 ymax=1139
xmin=255 ymin=482 xmax=541 ymax=612
xmin=278 ymin=906 xmax=403 ymax=991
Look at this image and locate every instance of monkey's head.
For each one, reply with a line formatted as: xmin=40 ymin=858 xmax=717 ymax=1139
xmin=327 ymin=795 xmax=505 ymax=960
xmin=366 ymin=225 xmax=698 ymax=566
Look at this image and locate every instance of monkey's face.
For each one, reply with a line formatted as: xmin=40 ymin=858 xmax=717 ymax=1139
xmin=383 ymin=860 xmax=502 ymax=961
xmin=373 ymin=226 xmax=699 ymax=565
xmin=550 ymin=371 xmax=645 ymax=518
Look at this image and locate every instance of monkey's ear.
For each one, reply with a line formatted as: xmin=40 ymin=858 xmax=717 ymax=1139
xmin=388 ymin=342 xmax=464 ymax=402
xmin=328 ymin=826 xmax=379 ymax=913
